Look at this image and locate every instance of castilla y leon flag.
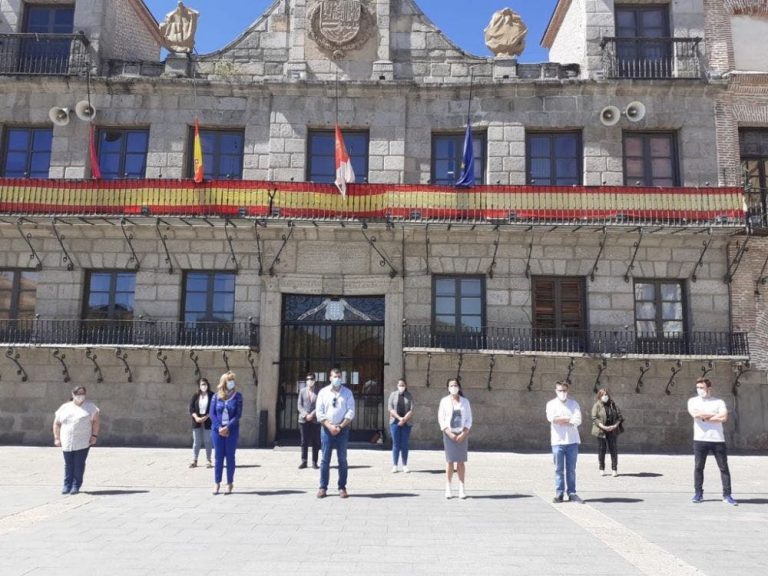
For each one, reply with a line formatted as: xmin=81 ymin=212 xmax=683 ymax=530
xmin=89 ymin=124 xmax=101 ymax=179
xmin=334 ymin=124 xmax=355 ymax=196
xmin=193 ymin=119 xmax=204 ymax=183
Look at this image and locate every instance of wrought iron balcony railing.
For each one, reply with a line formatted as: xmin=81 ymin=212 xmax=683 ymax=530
xmin=0 ymin=318 xmax=259 ymax=349
xmin=745 ymin=187 xmax=768 ymax=230
xmin=0 ymin=33 xmax=89 ymax=76
xmin=0 ymin=179 xmax=746 ymax=228
xmin=403 ymin=325 xmax=749 ymax=357
xmin=600 ymin=37 xmax=702 ymax=79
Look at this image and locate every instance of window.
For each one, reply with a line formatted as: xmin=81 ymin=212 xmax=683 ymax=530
xmin=0 ymin=269 xmax=38 ymax=320
xmin=634 ymin=280 xmax=686 ymax=352
xmin=1 ymin=128 xmax=52 ymax=178
xmin=526 ymin=132 xmax=582 ymax=186
xmin=83 ymin=271 xmax=136 ymax=321
xmin=182 ymin=272 xmax=235 ymax=325
xmin=21 ymin=5 xmax=75 ymax=74
xmin=189 ymin=129 xmax=244 ymax=180
xmin=432 ymin=276 xmax=485 ymax=348
xmin=740 ymin=129 xmax=768 ymax=226
xmin=307 ymin=130 xmax=369 ymax=183
xmin=431 ymin=132 xmax=486 ymax=185
xmin=614 ymin=5 xmax=671 ymax=78
xmin=98 ymin=129 xmax=149 ymax=179
xmin=623 ymin=132 xmax=678 ymax=186
xmin=81 ymin=271 xmax=136 ymax=344
xmin=532 ymin=276 xmax=586 ymax=352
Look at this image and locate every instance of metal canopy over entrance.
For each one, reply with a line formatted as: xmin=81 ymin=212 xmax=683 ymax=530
xmin=277 ymin=294 xmax=385 ymax=443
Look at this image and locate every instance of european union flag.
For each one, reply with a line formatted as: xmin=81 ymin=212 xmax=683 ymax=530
xmin=455 ymin=123 xmax=475 ymax=187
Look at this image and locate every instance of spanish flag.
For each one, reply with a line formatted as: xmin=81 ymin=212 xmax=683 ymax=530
xmin=193 ymin=119 xmax=204 ymax=183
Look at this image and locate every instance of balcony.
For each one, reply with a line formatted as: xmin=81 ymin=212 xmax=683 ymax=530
xmin=0 ymin=318 xmax=259 ymax=349
xmin=403 ymin=325 xmax=749 ymax=358
xmin=0 ymin=33 xmax=90 ymax=76
xmin=600 ymin=37 xmax=702 ymax=80
xmin=745 ymin=187 xmax=768 ymax=231
xmin=0 ymin=179 xmax=746 ymax=229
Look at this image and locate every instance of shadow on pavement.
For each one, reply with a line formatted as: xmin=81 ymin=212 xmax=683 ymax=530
xmin=233 ymin=464 xmax=261 ymax=469
xmin=84 ymin=490 xmax=150 ymax=496
xmin=352 ymin=492 xmax=419 ymax=499
xmin=411 ymin=469 xmax=444 ymax=475
xmin=234 ymin=490 xmax=306 ymax=496
xmin=586 ymin=497 xmax=644 ymax=503
xmin=737 ymin=498 xmax=768 ymax=505
xmin=336 ymin=465 xmax=372 ymax=470
xmin=618 ymin=472 xmax=663 ymax=478
xmin=470 ymin=494 xmax=534 ymax=500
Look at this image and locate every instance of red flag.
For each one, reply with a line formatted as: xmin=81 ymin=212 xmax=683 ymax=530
xmin=193 ymin=119 xmax=204 ymax=183
xmin=334 ymin=125 xmax=355 ymax=196
xmin=89 ymin=124 xmax=101 ymax=179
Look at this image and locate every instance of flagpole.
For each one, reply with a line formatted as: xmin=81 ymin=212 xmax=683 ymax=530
xmin=335 ymin=70 xmax=339 ymax=126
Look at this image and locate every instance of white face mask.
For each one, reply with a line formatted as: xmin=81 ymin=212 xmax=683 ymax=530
xmin=200 ymin=385 xmax=208 ymax=392
xmin=226 ymin=380 xmax=236 ymax=391
xmin=601 ymin=395 xmax=609 ymax=403
xmin=556 ymin=391 xmax=568 ymax=402
xmin=331 ymin=378 xmax=341 ymax=389
xmin=696 ymin=388 xmax=707 ymax=398
xmin=397 ymin=385 xmax=406 ymax=393
xmin=307 ymin=380 xmax=315 ymax=387
xmin=73 ymin=394 xmax=85 ymax=404
xmin=448 ymin=386 xmax=460 ymax=395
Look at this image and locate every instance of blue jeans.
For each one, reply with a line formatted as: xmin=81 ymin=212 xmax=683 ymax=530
xmin=320 ymin=426 xmax=349 ymax=490
xmin=211 ymin=428 xmax=239 ymax=484
xmin=63 ymin=447 xmax=90 ymax=491
xmin=552 ymin=443 xmax=579 ymax=496
xmin=390 ymin=422 xmax=412 ymax=466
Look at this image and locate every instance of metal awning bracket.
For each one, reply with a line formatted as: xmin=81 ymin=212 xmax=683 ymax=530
xmin=623 ymin=229 xmax=643 ymax=283
xmin=155 ymin=218 xmax=174 ymax=274
xmin=224 ymin=218 xmax=240 ymax=274
xmin=16 ymin=218 xmax=43 ymax=270
xmin=51 ymin=217 xmax=75 ymax=271
xmin=589 ymin=227 xmax=607 ymax=282
xmin=120 ymin=218 xmax=140 ymax=270
xmin=84 ymin=348 xmax=103 ymax=383
xmin=360 ymin=225 xmax=398 ymax=278
xmin=690 ymin=229 xmax=712 ymax=283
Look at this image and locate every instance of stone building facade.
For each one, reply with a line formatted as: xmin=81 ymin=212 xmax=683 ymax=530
xmin=0 ymin=0 xmax=766 ymax=452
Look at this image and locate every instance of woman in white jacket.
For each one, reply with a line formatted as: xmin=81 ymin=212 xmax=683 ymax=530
xmin=438 ymin=378 xmax=472 ymax=499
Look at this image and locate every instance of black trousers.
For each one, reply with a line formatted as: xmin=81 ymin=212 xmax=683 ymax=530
xmin=299 ymin=421 xmax=321 ymax=464
xmin=694 ymin=440 xmax=732 ymax=497
xmin=597 ymin=434 xmax=618 ymax=470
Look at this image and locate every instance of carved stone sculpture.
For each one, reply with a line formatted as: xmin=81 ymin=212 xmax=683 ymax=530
xmin=307 ymin=0 xmax=375 ymax=59
xmin=484 ymin=8 xmax=527 ymax=58
xmin=159 ymin=1 xmax=200 ymax=53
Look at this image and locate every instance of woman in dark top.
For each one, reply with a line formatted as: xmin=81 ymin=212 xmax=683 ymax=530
xmin=387 ymin=379 xmax=414 ymax=473
xmin=210 ymin=371 xmax=243 ymax=495
xmin=189 ymin=378 xmax=213 ymax=469
xmin=591 ymin=387 xmax=624 ymax=477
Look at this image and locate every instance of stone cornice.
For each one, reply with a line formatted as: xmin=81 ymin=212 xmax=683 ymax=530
xmin=724 ymin=0 xmax=768 ymax=16
xmin=541 ymin=0 xmax=572 ymax=49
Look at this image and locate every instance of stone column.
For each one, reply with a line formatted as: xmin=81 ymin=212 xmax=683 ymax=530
xmin=286 ymin=0 xmax=308 ymax=80
xmin=372 ymin=0 xmax=394 ymax=80
xmin=256 ymin=279 xmax=282 ymax=444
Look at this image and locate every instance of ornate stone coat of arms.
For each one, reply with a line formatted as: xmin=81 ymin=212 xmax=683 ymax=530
xmin=308 ymin=0 xmax=375 ymax=58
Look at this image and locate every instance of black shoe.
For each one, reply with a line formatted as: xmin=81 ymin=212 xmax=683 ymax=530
xmin=61 ymin=486 xmax=71 ymax=495
xmin=312 ymin=463 xmax=319 ymax=469
xmin=552 ymin=494 xmax=564 ymax=503
xmin=298 ymin=462 xmax=308 ymax=469
xmin=70 ymin=487 xmax=80 ymax=495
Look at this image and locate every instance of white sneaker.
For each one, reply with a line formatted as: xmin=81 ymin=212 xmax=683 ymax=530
xmin=445 ymin=488 xmax=452 ymax=499
xmin=403 ymin=466 xmax=410 ymax=474
xmin=458 ymin=488 xmax=467 ymax=499
xmin=612 ymin=470 xmax=618 ymax=477
xmin=391 ymin=466 xmax=398 ymax=473
xmin=600 ymin=469 xmax=608 ymax=477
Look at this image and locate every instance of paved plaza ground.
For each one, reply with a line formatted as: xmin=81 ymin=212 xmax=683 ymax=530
xmin=0 ymin=446 xmax=766 ymax=576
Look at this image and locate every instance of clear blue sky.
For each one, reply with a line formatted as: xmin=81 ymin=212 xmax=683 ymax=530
xmin=144 ymin=1 xmax=559 ymax=62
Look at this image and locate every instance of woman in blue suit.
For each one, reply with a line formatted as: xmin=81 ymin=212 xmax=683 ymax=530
xmin=210 ymin=371 xmax=243 ymax=495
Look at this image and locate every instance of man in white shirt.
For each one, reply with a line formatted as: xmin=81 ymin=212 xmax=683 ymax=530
xmin=687 ymin=377 xmax=737 ymax=505
xmin=545 ymin=380 xmax=583 ymax=503
xmin=315 ymin=368 xmax=355 ymax=499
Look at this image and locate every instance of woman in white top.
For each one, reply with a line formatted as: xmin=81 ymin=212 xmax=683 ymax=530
xmin=437 ymin=378 xmax=472 ymax=499
xmin=52 ymin=385 xmax=100 ymax=495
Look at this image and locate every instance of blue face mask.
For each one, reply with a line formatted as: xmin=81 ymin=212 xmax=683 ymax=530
xmin=226 ymin=380 xmax=236 ymax=391
xmin=331 ymin=378 xmax=341 ymax=389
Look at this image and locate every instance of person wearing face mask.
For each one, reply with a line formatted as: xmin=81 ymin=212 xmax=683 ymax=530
xmin=437 ymin=378 xmax=472 ymax=499
xmin=545 ymin=380 xmax=583 ymax=504
xmin=387 ymin=378 xmax=414 ymax=473
xmin=189 ymin=377 xmax=214 ymax=469
xmin=298 ymin=372 xmax=321 ymax=470
xmin=210 ymin=371 xmax=243 ymax=495
xmin=315 ymin=368 xmax=356 ymax=498
xmin=52 ymin=385 xmax=100 ymax=495
xmin=591 ymin=387 xmax=624 ymax=477
xmin=687 ymin=377 xmax=737 ymax=505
